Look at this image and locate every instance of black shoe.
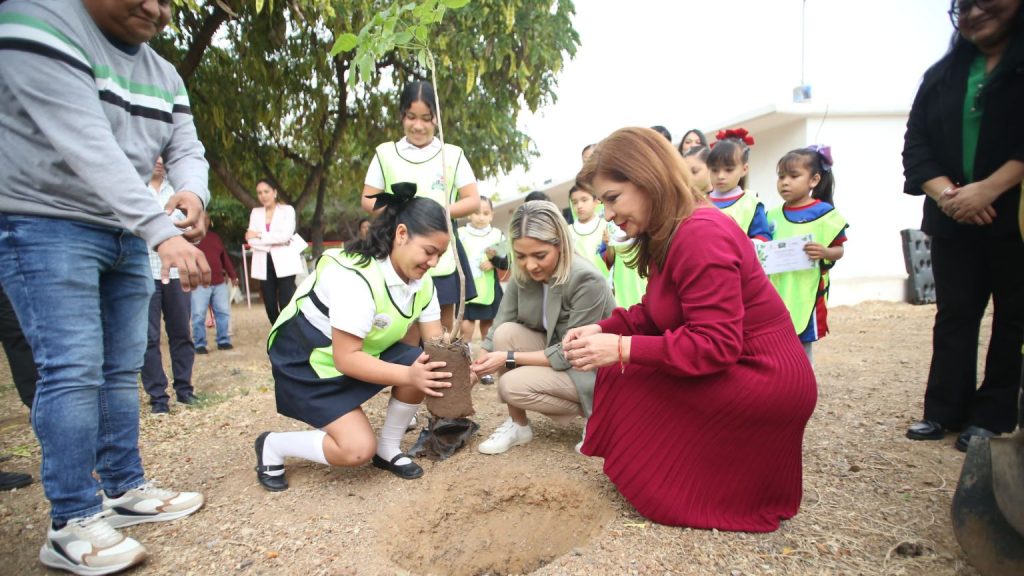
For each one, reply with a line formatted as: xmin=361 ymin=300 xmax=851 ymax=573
xmin=151 ymin=403 xmax=169 ymax=415
xmin=218 ymin=343 xmax=233 ymax=351
xmin=372 ymin=453 xmax=423 ymax=480
xmin=906 ymin=419 xmax=945 ymax=440
xmin=195 ymin=346 xmax=208 ymax=355
xmin=176 ymin=392 xmax=198 ymax=405
xmin=0 ymin=470 xmax=32 ymax=491
xmin=255 ymin=432 xmax=288 ymax=492
xmin=955 ymin=425 xmax=998 ymax=452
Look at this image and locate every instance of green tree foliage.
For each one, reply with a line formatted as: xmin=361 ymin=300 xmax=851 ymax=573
xmin=153 ymin=0 xmax=579 ymax=250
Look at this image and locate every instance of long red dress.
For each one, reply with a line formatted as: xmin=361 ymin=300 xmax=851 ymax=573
xmin=582 ymin=207 xmax=817 ymax=532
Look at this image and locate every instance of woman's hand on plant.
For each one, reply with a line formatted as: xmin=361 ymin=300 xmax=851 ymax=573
xmin=406 ymin=352 xmax=451 ymax=397
xmin=470 ymin=351 xmax=505 ymax=376
xmin=479 ymin=260 xmax=494 ymax=272
xmin=563 ymin=333 xmax=620 ymax=372
xmin=562 ymin=324 xmax=603 ymax=348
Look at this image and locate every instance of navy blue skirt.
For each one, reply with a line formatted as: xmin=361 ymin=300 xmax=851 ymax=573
xmin=433 ymin=235 xmax=478 ymax=306
xmin=270 ymin=312 xmax=422 ymax=428
xmin=464 ymin=274 xmax=503 ymax=321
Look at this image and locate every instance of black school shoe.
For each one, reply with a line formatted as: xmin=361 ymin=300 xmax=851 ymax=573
xmin=954 ymin=425 xmax=998 ymax=452
xmin=177 ymin=392 xmax=198 ymax=405
xmin=372 ymin=453 xmax=423 ymax=480
xmin=905 ymin=419 xmax=945 ymax=441
xmin=254 ymin=432 xmax=289 ymax=492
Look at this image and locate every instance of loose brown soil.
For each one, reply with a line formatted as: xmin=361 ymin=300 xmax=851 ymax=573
xmin=0 ymin=301 xmax=992 ymax=575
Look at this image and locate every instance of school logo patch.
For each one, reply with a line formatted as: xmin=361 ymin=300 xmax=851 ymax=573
xmin=372 ymin=313 xmax=392 ymax=330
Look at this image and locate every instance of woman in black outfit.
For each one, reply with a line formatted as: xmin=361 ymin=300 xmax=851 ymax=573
xmin=902 ymin=0 xmax=1024 ymax=451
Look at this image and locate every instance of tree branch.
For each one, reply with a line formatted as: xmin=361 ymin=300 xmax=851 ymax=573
xmin=208 ymin=156 xmax=259 ymax=209
xmin=177 ymin=3 xmax=234 ymax=84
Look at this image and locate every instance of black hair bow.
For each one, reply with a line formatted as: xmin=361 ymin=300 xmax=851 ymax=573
xmin=366 ymin=182 xmax=418 ymax=211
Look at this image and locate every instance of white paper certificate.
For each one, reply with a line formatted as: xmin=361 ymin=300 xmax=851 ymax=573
xmin=756 ymin=234 xmax=817 ymax=275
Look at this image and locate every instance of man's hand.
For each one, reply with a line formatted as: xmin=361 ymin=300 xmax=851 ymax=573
xmin=157 ymin=235 xmax=211 ymax=291
xmin=164 ymin=191 xmax=207 ymax=242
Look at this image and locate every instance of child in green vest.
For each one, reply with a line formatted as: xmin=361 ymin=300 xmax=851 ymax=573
xmin=255 ymin=192 xmax=454 ymax=490
xmin=568 ymin=185 xmax=611 ymax=277
xmin=360 ymin=80 xmax=482 ymax=332
xmin=460 ymin=197 xmax=509 ymax=342
xmin=707 ymin=129 xmax=773 ymax=242
xmin=766 ymin=146 xmax=849 ymax=363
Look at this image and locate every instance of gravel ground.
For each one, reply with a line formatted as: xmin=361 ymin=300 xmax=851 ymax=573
xmin=0 ymin=300 xmax=991 ymax=575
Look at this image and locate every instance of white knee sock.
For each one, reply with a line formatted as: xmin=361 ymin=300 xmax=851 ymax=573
xmin=377 ymin=397 xmax=418 ymax=466
xmin=262 ymin=430 xmax=328 ymax=476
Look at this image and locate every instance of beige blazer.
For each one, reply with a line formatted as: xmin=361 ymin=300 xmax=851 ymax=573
xmin=482 ymin=257 xmax=616 ymax=416
xmin=248 ymin=205 xmax=304 ymax=280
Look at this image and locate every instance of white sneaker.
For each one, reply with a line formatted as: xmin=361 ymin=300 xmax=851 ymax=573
xmin=102 ymin=481 xmax=204 ymax=528
xmin=39 ymin=510 xmax=147 ymax=575
xmin=478 ymin=418 xmax=533 ymax=455
xmin=575 ymin=419 xmax=588 ymax=455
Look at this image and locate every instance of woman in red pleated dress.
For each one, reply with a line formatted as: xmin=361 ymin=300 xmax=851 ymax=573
xmin=564 ymin=127 xmax=817 ymax=532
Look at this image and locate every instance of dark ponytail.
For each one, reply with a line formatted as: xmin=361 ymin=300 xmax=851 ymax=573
xmin=347 ymin=186 xmax=448 ymax=266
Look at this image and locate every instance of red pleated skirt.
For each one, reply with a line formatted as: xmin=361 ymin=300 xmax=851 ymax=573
xmin=582 ymin=325 xmax=817 ymax=532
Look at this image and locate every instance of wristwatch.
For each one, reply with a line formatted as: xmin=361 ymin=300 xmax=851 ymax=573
xmin=505 ymin=351 xmax=517 ymax=370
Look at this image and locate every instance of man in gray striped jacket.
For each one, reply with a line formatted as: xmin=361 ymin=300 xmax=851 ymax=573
xmin=0 ymin=1 xmax=212 ymax=573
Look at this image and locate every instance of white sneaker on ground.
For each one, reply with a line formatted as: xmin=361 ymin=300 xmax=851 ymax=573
xmin=478 ymin=418 xmax=533 ymax=455
xmin=575 ymin=419 xmax=588 ymax=455
xmin=39 ymin=510 xmax=147 ymax=575
xmin=102 ymin=481 xmax=204 ymax=528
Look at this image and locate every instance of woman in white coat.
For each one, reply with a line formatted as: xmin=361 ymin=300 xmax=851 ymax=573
xmin=246 ymin=178 xmax=304 ymax=324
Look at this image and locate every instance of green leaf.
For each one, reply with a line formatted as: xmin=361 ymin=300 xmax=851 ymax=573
xmin=330 ymin=33 xmax=358 ymax=56
xmin=442 ymin=0 xmax=470 ymax=8
xmin=394 ymin=31 xmax=413 ymax=46
xmin=255 ymin=0 xmax=265 ymax=14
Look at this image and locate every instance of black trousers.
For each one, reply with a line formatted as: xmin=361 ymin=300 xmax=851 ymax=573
xmin=923 ymin=234 xmax=1024 ymax=432
xmin=142 ymin=279 xmax=194 ymax=406
xmin=0 ymin=284 xmax=37 ymax=409
xmin=261 ymin=257 xmax=296 ymax=325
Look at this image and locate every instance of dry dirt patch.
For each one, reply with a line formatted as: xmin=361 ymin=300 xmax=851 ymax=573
xmin=382 ymin=465 xmax=615 ymax=575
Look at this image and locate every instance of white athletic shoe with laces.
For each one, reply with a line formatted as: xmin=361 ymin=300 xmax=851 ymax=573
xmin=102 ymin=481 xmax=204 ymax=528
xmin=39 ymin=510 xmax=147 ymax=576
xmin=478 ymin=418 xmax=533 ymax=455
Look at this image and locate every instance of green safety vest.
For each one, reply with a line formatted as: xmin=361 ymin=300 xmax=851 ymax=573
xmin=376 ymin=142 xmax=464 ymax=276
xmin=611 ymin=245 xmax=647 ymax=308
xmin=718 ymin=191 xmax=760 ymax=237
xmin=570 ymin=218 xmax=610 ymax=278
xmin=460 ymin=225 xmax=504 ymax=306
xmin=766 ymin=205 xmax=848 ymax=335
xmin=267 ymin=249 xmax=435 ymax=379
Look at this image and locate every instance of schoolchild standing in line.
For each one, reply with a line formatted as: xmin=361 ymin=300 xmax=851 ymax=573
xmin=682 ymin=146 xmax=713 ymax=196
xmin=460 ymin=197 xmax=509 ymax=342
xmin=766 ymin=146 xmax=848 ymax=363
xmin=707 ymin=129 xmax=773 ymax=241
xmin=361 ymin=81 xmax=480 ymax=331
xmin=568 ymin=185 xmax=611 ymax=278
xmin=255 ymin=192 xmax=453 ymax=491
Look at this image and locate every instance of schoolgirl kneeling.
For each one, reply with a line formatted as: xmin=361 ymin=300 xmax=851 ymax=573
xmin=254 ymin=191 xmax=453 ymax=490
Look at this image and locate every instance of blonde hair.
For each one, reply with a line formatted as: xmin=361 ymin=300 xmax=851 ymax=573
xmin=576 ymin=127 xmax=699 ymax=277
xmin=507 ymin=200 xmax=574 ymax=287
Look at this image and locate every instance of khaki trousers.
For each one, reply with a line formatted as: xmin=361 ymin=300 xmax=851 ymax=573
xmin=493 ymin=322 xmax=583 ymax=425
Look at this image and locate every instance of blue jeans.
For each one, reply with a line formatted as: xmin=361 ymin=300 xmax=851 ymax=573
xmin=0 ymin=215 xmax=151 ymax=523
xmin=190 ymin=282 xmax=232 ymax=348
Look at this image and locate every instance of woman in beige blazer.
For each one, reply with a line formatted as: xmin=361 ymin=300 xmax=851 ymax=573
xmin=246 ymin=178 xmax=304 ymax=323
xmin=470 ymin=200 xmax=615 ymax=455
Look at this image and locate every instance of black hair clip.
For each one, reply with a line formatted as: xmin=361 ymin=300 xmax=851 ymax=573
xmin=367 ymin=182 xmax=418 ymax=211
